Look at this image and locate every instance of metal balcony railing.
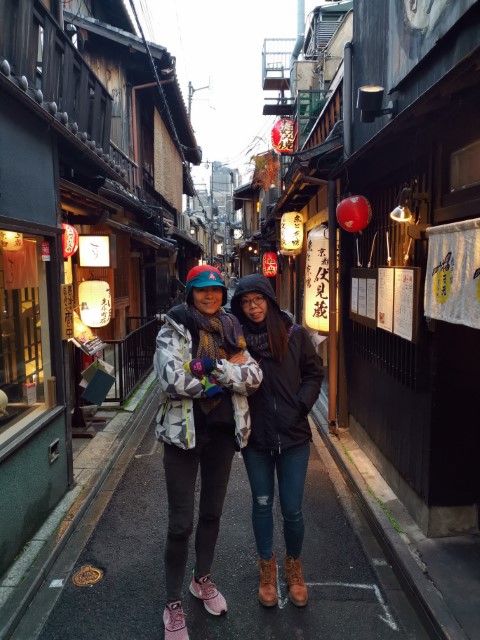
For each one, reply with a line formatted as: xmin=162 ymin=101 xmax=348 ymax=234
xmin=262 ymin=39 xmax=296 ymax=91
xmin=295 ymin=90 xmax=329 ymax=148
xmin=97 ymin=317 xmax=162 ymax=403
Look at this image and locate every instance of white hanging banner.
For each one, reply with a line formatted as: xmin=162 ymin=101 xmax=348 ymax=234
xmin=424 ymin=218 xmax=480 ymax=329
xmin=304 ymin=225 xmax=329 ymax=333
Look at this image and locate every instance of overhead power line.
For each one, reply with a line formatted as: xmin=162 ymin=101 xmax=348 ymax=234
xmin=128 ymin=0 xmax=192 ymax=180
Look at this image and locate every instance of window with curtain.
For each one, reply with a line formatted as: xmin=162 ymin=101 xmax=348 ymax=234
xmin=0 ymin=233 xmax=53 ymax=446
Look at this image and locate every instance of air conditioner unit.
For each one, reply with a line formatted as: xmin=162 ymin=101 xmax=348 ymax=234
xmin=177 ymin=213 xmax=190 ymax=232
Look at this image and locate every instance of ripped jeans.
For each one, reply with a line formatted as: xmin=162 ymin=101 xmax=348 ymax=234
xmin=242 ymin=442 xmax=310 ymax=561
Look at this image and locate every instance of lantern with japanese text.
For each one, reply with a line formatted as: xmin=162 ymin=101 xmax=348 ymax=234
xmin=262 ymin=251 xmax=278 ymax=278
xmin=271 ymin=118 xmax=297 ymax=154
xmin=336 ymin=196 xmax=372 ymax=232
xmin=304 ymin=225 xmax=329 ymax=333
xmin=78 ymin=280 xmax=111 ymax=327
xmin=280 ymin=211 xmax=304 ymax=255
xmin=62 ymin=223 xmax=79 ymax=258
xmin=0 ymin=230 xmax=23 ymax=252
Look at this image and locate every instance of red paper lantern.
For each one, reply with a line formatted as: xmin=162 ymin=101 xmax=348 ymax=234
xmin=62 ymin=223 xmax=79 ymax=258
xmin=336 ymin=196 xmax=372 ymax=232
xmin=262 ymin=252 xmax=278 ymax=278
xmin=271 ymin=118 xmax=297 ymax=154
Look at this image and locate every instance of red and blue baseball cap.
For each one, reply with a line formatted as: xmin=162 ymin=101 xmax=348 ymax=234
xmin=185 ymin=265 xmax=227 ymax=305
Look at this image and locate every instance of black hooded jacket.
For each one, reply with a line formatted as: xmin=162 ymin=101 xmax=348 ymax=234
xmin=231 ymin=274 xmax=323 ymax=452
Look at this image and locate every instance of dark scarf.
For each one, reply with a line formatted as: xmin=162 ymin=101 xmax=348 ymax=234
xmin=243 ymin=320 xmax=273 ymax=360
xmin=189 ymin=305 xmax=246 ymax=413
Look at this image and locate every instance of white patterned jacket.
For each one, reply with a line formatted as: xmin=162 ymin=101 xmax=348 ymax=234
xmin=153 ymin=307 xmax=263 ymax=450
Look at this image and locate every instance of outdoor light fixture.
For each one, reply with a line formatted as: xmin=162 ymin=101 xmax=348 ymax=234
xmin=304 ymin=225 xmax=330 ymax=333
xmin=262 ymin=252 xmax=278 ymax=278
xmin=390 ymin=187 xmax=413 ymax=223
xmin=62 ymin=223 xmax=79 ymax=258
xmin=78 ymin=235 xmax=110 ymax=267
xmin=357 ymin=86 xmax=395 ymax=123
xmin=0 ymin=230 xmax=24 ymax=252
xmin=280 ymin=211 xmax=304 ymax=255
xmin=336 ymin=196 xmax=372 ymax=233
xmin=78 ymin=280 xmax=112 ymax=327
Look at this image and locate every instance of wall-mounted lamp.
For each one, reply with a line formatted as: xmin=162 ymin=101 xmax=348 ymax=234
xmin=0 ymin=230 xmax=24 ymax=252
xmin=390 ymin=187 xmax=413 ymax=223
xmin=357 ymin=86 xmax=395 ymax=123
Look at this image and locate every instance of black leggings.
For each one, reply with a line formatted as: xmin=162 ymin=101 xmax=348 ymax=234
xmin=163 ymin=424 xmax=236 ymax=601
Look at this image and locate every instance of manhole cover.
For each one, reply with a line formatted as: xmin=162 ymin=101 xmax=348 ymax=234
xmin=72 ymin=565 xmax=104 ymax=586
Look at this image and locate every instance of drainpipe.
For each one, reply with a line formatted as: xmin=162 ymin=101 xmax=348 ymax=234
xmin=343 ymin=41 xmax=353 ymax=159
xmin=290 ymin=0 xmax=305 ymax=95
xmin=328 ymin=179 xmax=338 ymax=431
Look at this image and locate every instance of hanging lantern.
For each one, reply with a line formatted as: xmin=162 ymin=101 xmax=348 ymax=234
xmin=0 ymin=230 xmax=23 ymax=252
xmin=262 ymin=251 xmax=278 ymax=278
xmin=62 ymin=223 xmax=79 ymax=258
xmin=271 ymin=118 xmax=297 ymax=154
xmin=78 ymin=280 xmax=112 ymax=327
xmin=336 ymin=196 xmax=372 ymax=232
xmin=304 ymin=225 xmax=330 ymax=333
xmin=280 ymin=211 xmax=304 ymax=255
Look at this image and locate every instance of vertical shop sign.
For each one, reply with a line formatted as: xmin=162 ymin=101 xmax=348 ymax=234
xmin=61 ymin=284 xmax=74 ymax=340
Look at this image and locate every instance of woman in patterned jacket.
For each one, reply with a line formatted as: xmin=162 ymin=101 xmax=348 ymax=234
xmin=154 ymin=265 xmax=262 ymax=640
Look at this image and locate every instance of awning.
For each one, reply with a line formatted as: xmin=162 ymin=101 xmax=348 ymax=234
xmin=60 ymin=178 xmax=123 ymax=218
xmin=107 ymin=219 xmax=177 ymax=252
xmin=167 ymin=226 xmax=202 ymax=248
xmin=275 ymin=120 xmax=344 ymax=213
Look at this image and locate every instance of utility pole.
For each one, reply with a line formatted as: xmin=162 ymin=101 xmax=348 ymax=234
xmin=186 ymin=81 xmax=209 ymax=215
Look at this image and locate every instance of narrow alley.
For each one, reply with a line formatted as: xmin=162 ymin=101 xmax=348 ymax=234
xmin=11 ymin=404 xmax=428 ymax=640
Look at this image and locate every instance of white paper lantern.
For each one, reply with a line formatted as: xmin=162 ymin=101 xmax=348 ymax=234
xmin=0 ymin=389 xmax=8 ymax=416
xmin=78 ymin=280 xmax=112 ymax=327
xmin=304 ymin=225 xmax=330 ymax=332
xmin=0 ymin=230 xmax=23 ymax=252
xmin=280 ymin=211 xmax=304 ymax=255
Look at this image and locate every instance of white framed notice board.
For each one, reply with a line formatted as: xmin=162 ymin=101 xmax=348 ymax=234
xmin=351 ymin=267 xmax=421 ymax=342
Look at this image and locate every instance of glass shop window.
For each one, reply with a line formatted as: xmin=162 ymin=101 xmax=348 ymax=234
xmin=0 ymin=232 xmax=53 ymax=446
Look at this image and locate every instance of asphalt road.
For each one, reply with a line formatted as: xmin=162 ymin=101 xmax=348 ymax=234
xmin=16 ymin=422 xmax=429 ymax=640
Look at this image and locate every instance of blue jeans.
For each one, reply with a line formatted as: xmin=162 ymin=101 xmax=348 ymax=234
xmin=242 ymin=442 xmax=310 ymax=560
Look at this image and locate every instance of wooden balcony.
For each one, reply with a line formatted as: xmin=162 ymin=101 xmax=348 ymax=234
xmin=0 ymin=0 xmax=136 ymax=190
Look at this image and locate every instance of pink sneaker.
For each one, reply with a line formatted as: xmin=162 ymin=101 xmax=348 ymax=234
xmin=189 ymin=574 xmax=227 ymax=615
xmin=163 ymin=601 xmax=189 ymax=640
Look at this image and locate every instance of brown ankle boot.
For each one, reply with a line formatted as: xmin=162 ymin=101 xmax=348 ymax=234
xmin=258 ymin=555 xmax=278 ymax=607
xmin=285 ymin=556 xmax=308 ymax=607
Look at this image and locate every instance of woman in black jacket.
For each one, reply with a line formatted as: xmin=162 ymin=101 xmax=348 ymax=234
xmin=231 ymin=274 xmax=323 ymax=609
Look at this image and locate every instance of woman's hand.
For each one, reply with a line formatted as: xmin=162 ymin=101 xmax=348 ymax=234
xmin=228 ymin=352 xmax=248 ymax=365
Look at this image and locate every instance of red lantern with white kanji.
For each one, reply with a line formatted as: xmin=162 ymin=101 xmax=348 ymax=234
xmin=336 ymin=196 xmax=372 ymax=232
xmin=62 ymin=223 xmax=79 ymax=258
xmin=271 ymin=118 xmax=297 ymax=154
xmin=262 ymin=252 xmax=278 ymax=278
